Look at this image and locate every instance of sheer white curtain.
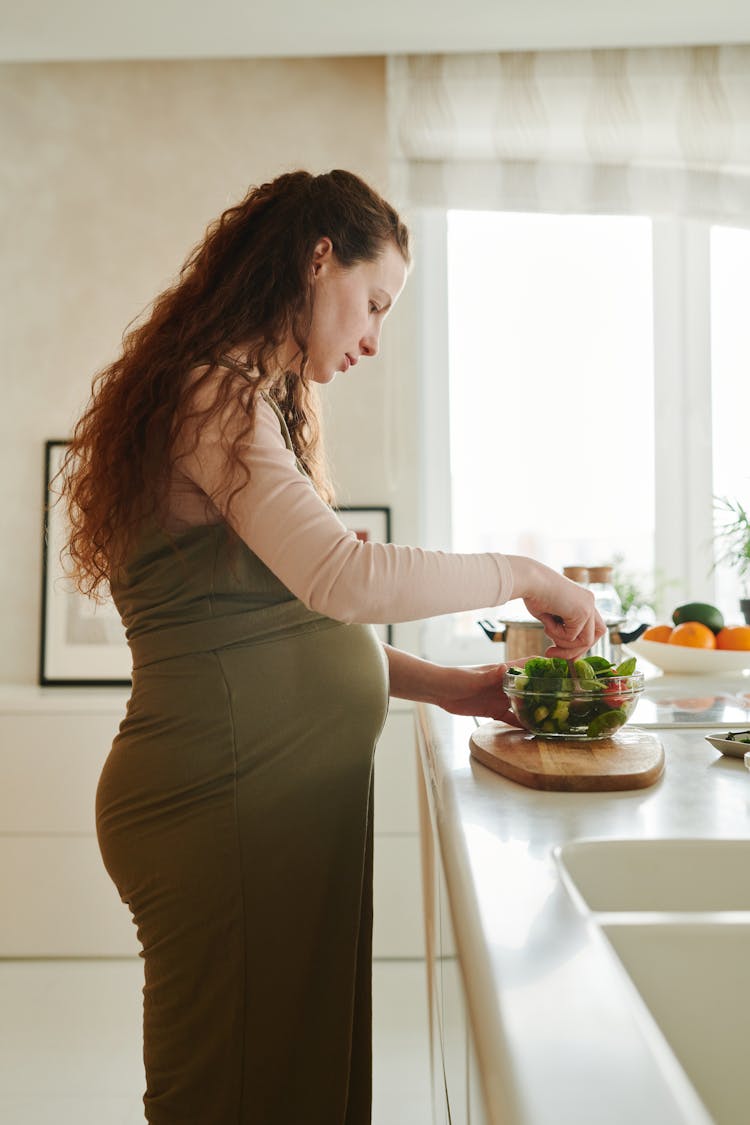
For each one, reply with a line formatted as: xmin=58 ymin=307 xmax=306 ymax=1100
xmin=388 ymin=45 xmax=750 ymax=661
xmin=388 ymin=46 xmax=750 ymax=224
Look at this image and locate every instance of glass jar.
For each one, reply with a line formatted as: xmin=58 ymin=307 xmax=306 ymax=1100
xmin=585 ymin=565 xmax=623 ymax=663
xmin=563 ymin=566 xmax=590 ymax=586
xmin=587 ymin=565 xmax=623 ymax=622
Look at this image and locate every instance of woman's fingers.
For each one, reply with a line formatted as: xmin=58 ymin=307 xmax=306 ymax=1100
xmin=540 ymin=608 xmax=607 ymax=653
xmin=539 ymin=614 xmax=590 ymax=650
xmin=518 ymin=562 xmax=611 ymax=660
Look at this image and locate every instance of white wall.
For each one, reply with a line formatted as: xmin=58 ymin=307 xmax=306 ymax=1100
xmin=0 ymin=56 xmax=421 ymax=685
xmin=4 ymin=0 xmax=749 ymax=61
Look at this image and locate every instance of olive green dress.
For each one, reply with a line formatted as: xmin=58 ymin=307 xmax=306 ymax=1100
xmin=96 ymin=400 xmax=389 ymax=1125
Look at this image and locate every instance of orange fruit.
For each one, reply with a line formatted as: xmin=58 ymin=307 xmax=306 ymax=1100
xmin=642 ymin=624 xmax=673 ymax=643
xmin=716 ymin=625 xmax=750 ymax=651
xmin=668 ymin=621 xmax=717 ymax=649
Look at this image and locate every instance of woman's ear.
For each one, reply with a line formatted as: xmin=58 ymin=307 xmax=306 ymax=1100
xmin=311 ymin=237 xmax=333 ymax=277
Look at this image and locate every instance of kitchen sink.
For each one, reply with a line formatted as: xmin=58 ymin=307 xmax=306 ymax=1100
xmin=554 ymin=838 xmax=750 ymax=1124
xmin=555 ymin=837 xmax=750 ymax=914
xmin=602 ymin=921 xmax=750 ymax=1125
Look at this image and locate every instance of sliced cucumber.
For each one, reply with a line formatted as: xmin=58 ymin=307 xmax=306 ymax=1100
xmin=551 ymin=700 xmax=570 ymax=722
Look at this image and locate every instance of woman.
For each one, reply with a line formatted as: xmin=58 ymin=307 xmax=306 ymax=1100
xmin=62 ymin=168 xmax=604 ymax=1124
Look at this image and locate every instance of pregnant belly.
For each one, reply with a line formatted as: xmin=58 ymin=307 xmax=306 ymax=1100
xmin=97 ymin=621 xmax=389 ymax=864
xmin=104 ymin=619 xmax=389 ymax=797
xmin=221 ymin=619 xmax=390 ymax=751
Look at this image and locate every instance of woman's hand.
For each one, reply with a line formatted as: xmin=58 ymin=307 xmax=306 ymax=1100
xmin=384 ymin=645 xmax=522 ymax=725
xmin=430 ymin=661 xmax=524 ymax=724
xmin=506 ymin=556 xmax=607 ymax=659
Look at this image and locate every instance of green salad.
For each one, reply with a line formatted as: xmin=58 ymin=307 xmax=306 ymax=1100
xmin=504 ymin=655 xmax=642 ymax=739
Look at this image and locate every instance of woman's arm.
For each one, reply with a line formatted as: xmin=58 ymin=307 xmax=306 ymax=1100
xmin=178 ymin=391 xmax=513 ymax=623
xmin=177 ymin=378 xmax=604 ymax=655
xmin=384 ymin=644 xmax=522 ymax=725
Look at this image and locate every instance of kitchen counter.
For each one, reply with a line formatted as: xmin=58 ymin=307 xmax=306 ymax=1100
xmin=415 ymin=676 xmax=750 ymax=1125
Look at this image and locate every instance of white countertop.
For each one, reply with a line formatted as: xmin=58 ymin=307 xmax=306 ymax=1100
xmin=629 ymin=668 xmax=750 ymax=729
xmin=416 ymin=677 xmax=750 ymax=1125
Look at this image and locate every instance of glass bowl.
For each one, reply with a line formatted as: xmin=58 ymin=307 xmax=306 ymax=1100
xmin=503 ymin=666 xmax=645 ymax=740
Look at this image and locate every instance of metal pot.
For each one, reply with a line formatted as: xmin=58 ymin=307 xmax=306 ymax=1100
xmin=477 ymin=617 xmax=649 ymax=665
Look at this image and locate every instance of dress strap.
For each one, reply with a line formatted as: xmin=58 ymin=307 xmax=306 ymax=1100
xmin=259 ymin=392 xmax=295 ymax=454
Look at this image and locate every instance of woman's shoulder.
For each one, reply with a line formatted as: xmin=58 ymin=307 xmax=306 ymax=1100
xmin=183 ymin=358 xmax=249 ymax=408
xmin=178 ymin=361 xmax=288 ymax=453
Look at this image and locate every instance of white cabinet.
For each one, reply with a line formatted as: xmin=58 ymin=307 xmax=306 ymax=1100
xmin=2 ymin=835 xmax=139 ymax=956
xmin=0 ymin=689 xmax=136 ymax=957
xmin=415 ymin=705 xmax=489 ymax=1125
xmin=373 ymin=703 xmax=425 ymax=958
xmin=0 ymin=687 xmax=423 ymax=959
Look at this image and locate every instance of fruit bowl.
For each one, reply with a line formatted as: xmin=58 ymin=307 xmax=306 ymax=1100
xmin=503 ymin=658 xmax=645 ymax=740
xmin=627 ymin=639 xmax=750 ymax=675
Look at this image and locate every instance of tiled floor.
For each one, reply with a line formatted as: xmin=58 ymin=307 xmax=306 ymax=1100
xmin=0 ymin=958 xmax=432 ymax=1124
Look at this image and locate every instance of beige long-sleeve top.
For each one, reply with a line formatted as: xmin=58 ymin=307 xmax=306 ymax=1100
xmin=171 ymin=391 xmax=513 ymax=626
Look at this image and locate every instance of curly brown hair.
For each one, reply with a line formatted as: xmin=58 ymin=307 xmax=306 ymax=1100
xmin=60 ymin=169 xmax=410 ymax=596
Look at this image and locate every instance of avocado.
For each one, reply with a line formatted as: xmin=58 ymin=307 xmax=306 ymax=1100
xmin=672 ymin=602 xmax=725 ymax=634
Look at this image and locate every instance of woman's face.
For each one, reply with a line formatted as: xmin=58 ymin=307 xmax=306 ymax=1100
xmin=302 ymin=238 xmax=408 ymax=384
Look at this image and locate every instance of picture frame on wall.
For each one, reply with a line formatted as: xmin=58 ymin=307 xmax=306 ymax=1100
xmin=39 ymin=440 xmax=132 ymax=687
xmin=336 ymin=506 xmax=393 ymax=645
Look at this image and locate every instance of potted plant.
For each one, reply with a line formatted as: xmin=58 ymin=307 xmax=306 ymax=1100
xmin=713 ymin=496 xmax=750 ymax=624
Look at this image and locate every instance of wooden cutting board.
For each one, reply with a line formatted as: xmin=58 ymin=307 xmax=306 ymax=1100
xmin=469 ymin=724 xmax=665 ymax=792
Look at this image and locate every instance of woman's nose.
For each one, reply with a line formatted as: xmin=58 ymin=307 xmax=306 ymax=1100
xmin=360 ymin=330 xmax=379 ymax=358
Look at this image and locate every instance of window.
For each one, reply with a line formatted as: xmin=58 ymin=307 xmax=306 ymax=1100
xmin=416 ymin=210 xmax=750 ymax=662
xmin=447 ymin=211 xmax=654 ymax=575
xmin=711 ymin=225 xmax=750 ymax=614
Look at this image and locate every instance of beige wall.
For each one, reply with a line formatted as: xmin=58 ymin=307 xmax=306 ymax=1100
xmin=0 ymin=56 xmax=420 ymax=685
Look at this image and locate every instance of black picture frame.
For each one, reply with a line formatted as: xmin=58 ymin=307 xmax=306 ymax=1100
xmin=336 ymin=506 xmax=393 ymax=645
xmin=39 ymin=440 xmax=132 ymax=687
